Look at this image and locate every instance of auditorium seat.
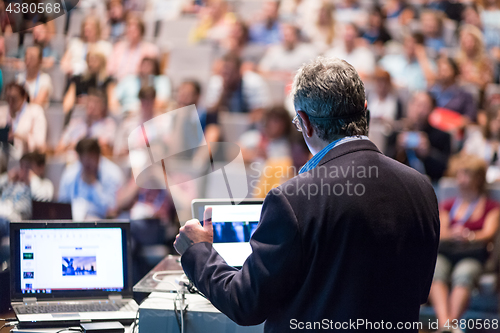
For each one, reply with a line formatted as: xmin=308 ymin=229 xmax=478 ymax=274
xmin=45 ymin=103 xmax=66 ymax=150
xmin=156 ymin=17 xmax=198 ymax=49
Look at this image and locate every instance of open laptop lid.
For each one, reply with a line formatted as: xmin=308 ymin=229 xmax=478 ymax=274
xmin=10 ymin=220 xmax=133 ymax=302
xmin=191 ymin=199 xmax=263 ymax=267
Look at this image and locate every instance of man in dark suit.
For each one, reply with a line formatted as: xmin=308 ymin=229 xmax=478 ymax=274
xmin=174 ymin=57 xmax=440 ymax=332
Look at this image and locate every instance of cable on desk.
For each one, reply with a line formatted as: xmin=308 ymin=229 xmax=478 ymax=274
xmin=55 ymin=328 xmax=82 ymax=333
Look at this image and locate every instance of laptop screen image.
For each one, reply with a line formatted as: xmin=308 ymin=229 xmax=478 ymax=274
xmin=19 ymin=228 xmax=124 ymax=294
xmin=10 ymin=221 xmax=132 ymax=301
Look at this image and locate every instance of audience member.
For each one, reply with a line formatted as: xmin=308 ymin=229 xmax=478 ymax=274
xmin=104 ymin=0 xmax=127 ymax=43
xmin=206 ymin=53 xmax=270 ymax=121
xmin=114 ymin=86 xmax=158 ymax=156
xmin=361 ymin=6 xmax=392 ymax=48
xmin=61 ymin=16 xmax=113 ymax=76
xmin=59 ymin=138 xmax=124 ymax=219
xmin=0 ymin=83 xmax=47 ymax=155
xmin=367 ymin=68 xmax=402 ymax=123
xmin=107 ymin=15 xmax=160 ymax=81
xmin=380 ymin=32 xmax=436 ymax=92
xmin=456 ymin=24 xmax=493 ymax=88
xmin=429 ymin=154 xmax=499 ymax=332
xmin=16 ymin=46 xmax=53 ymax=109
xmin=57 ymin=89 xmax=116 ymax=156
xmin=325 ymin=23 xmax=375 ymax=80
xmin=27 ymin=151 xmax=54 ymax=202
xmin=249 ymin=0 xmax=281 ymax=45
xmin=190 ymin=0 xmax=235 ymax=43
xmin=462 ymin=105 xmax=500 ymax=182
xmin=420 ymin=9 xmax=447 ymax=55
xmin=386 ymin=92 xmax=451 ymax=183
xmin=18 ymin=23 xmax=58 ymax=69
xmin=112 ymin=57 xmax=171 ymax=114
xmin=63 ymin=51 xmax=115 ymax=116
xmin=302 ymin=1 xmax=337 ymax=53
xmin=335 ymin=0 xmax=367 ymax=26
xmin=429 ymin=56 xmax=477 ymax=121
xmin=0 ymin=153 xmax=32 ymax=238
xmin=259 ymin=23 xmax=318 ymax=79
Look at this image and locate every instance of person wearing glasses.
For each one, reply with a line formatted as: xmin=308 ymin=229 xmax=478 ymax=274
xmin=174 ymin=57 xmax=439 ymax=332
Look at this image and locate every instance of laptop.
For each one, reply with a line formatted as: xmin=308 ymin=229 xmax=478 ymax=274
xmin=191 ymin=199 xmax=264 ymax=267
xmin=31 ymin=201 xmax=72 ymax=220
xmin=9 ymin=220 xmax=138 ymax=328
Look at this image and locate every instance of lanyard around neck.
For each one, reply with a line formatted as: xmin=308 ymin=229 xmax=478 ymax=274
xmin=449 ymin=197 xmax=481 ymax=226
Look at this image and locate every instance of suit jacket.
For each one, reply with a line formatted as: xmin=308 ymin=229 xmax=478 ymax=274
xmin=182 ymin=139 xmax=440 ymax=332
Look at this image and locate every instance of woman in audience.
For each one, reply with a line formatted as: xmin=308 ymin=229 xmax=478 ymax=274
xmin=190 ymin=0 xmax=235 ymax=43
xmin=104 ymin=0 xmax=128 ymax=43
xmin=16 ymin=45 xmax=53 ymax=109
xmin=462 ymin=105 xmax=500 ymax=182
xmin=57 ymin=89 xmax=116 ymax=157
xmin=61 ymin=16 xmax=113 ymax=76
xmin=361 ymin=6 xmax=392 ymax=57
xmin=111 ymin=56 xmax=171 ymax=114
xmin=420 ymin=9 xmax=447 ymax=55
xmin=456 ymin=24 xmax=493 ymax=88
xmin=367 ymin=68 xmax=402 ymax=124
xmin=429 ymin=154 xmax=499 ymax=332
xmin=0 ymin=83 xmax=47 ymax=155
xmin=107 ymin=15 xmax=160 ymax=82
xmin=302 ymin=1 xmax=337 ymax=54
xmin=63 ymin=51 xmax=115 ymax=116
xmin=219 ymin=19 xmax=250 ymax=59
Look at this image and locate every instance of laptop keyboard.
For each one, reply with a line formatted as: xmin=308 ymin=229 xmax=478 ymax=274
xmin=15 ymin=301 xmax=129 ymax=314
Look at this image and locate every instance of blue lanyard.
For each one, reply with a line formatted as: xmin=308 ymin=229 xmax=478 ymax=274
xmin=449 ymin=197 xmax=480 ymax=226
xmin=25 ymin=72 xmax=40 ymax=98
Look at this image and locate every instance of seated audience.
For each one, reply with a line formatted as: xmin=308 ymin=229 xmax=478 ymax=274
xmin=58 ymin=138 xmax=124 ymax=219
xmin=107 ymin=15 xmax=160 ymax=82
xmin=335 ymin=0 xmax=367 ymax=26
xmin=249 ymin=0 xmax=281 ymax=45
xmin=325 ymin=23 xmax=375 ymax=80
xmin=61 ymin=16 xmax=113 ymax=76
xmin=27 ymin=151 xmax=54 ymax=202
xmin=17 ymin=23 xmax=58 ymax=69
xmin=361 ymin=7 xmax=392 ymax=48
xmin=190 ymin=0 xmax=235 ymax=43
xmin=57 ymin=89 xmax=116 ymax=157
xmin=429 ymin=56 xmax=477 ymax=122
xmin=367 ymin=68 xmax=402 ymax=123
xmin=112 ymin=57 xmax=171 ymax=114
xmin=462 ymin=105 xmax=500 ymax=182
xmin=420 ymin=9 xmax=447 ymax=55
xmin=63 ymin=51 xmax=115 ymax=116
xmin=302 ymin=1 xmax=337 ymax=53
xmin=456 ymin=24 xmax=493 ymax=88
xmin=0 ymin=83 xmax=47 ymax=155
xmin=386 ymin=92 xmax=451 ymax=183
xmin=259 ymin=23 xmax=318 ymax=79
xmin=429 ymin=154 xmax=500 ymax=332
xmin=104 ymin=0 xmax=127 ymax=43
xmin=0 ymin=153 xmax=32 ymax=239
xmin=206 ymin=53 xmax=270 ymax=122
xmin=16 ymin=45 xmax=53 ymax=109
xmin=114 ymin=86 xmax=158 ymax=156
xmin=380 ymin=32 xmax=436 ymax=92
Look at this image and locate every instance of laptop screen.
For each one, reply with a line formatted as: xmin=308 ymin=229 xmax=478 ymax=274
xmin=19 ymin=228 xmax=124 ymax=294
xmin=10 ymin=221 xmax=132 ymax=301
xmin=210 ymin=204 xmax=261 ymax=267
xmin=191 ymin=200 xmax=263 ymax=267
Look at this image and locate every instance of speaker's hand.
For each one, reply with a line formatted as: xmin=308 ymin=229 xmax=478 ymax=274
xmin=174 ymin=207 xmax=213 ymax=255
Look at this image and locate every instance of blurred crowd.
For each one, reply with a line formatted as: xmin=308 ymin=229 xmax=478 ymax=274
xmin=1 ymin=0 xmax=500 ymax=302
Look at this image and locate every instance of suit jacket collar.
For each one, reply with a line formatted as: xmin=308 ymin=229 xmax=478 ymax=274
xmin=318 ymin=139 xmax=382 ymax=167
